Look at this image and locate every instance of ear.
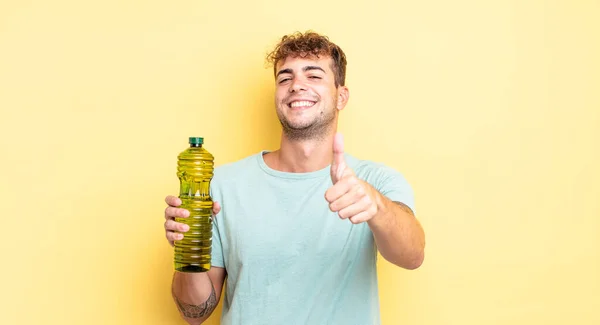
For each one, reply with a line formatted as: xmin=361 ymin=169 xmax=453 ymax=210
xmin=336 ymin=86 xmax=350 ymax=111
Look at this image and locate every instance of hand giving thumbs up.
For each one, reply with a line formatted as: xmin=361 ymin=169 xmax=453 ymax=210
xmin=325 ymin=133 xmax=380 ymax=224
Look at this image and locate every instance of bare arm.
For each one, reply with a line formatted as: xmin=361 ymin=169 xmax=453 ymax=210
xmin=164 ymin=195 xmax=227 ymax=324
xmin=171 ymin=267 xmax=226 ymax=325
xmin=328 ymin=177 xmax=425 ymax=270
xmin=327 ymin=133 xmax=425 ymax=270
xmin=367 ymin=193 xmax=425 ymax=269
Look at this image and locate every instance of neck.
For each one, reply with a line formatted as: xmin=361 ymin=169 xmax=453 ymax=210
xmin=265 ymin=128 xmax=336 ymax=173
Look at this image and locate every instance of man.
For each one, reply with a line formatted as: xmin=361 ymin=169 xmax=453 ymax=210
xmin=163 ymin=31 xmax=426 ymax=325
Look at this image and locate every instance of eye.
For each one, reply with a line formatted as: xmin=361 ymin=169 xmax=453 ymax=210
xmin=278 ymin=78 xmax=291 ymax=84
xmin=308 ymin=76 xmax=322 ymax=79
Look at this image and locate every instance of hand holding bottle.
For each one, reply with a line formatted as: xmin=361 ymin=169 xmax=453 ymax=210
xmin=164 ymin=196 xmax=221 ymax=247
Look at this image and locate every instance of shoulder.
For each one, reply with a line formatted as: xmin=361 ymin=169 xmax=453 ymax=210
xmin=345 ymin=153 xmax=409 ymax=183
xmin=345 ymin=153 xmax=416 ymax=211
xmin=212 ymin=152 xmax=261 ymax=185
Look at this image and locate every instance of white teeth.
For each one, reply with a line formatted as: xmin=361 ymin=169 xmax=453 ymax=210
xmin=290 ymin=101 xmax=315 ymax=108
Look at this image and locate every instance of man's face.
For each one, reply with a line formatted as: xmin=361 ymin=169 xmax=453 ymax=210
xmin=274 ymin=55 xmax=346 ymax=140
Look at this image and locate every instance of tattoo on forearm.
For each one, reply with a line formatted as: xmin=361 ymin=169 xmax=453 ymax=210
xmin=173 ymin=283 xmax=217 ymax=318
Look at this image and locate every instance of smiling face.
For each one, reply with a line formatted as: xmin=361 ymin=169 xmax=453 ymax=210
xmin=274 ymin=55 xmax=348 ymax=141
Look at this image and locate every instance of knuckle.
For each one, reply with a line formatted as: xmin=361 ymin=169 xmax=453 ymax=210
xmin=166 ymin=207 xmax=176 ymax=219
xmin=166 ymin=195 xmax=181 ymax=207
xmin=356 ymin=184 xmax=365 ymax=195
xmin=348 ymin=176 xmax=357 ymax=184
xmin=324 ymin=191 xmax=333 ymax=203
xmin=361 ymin=195 xmax=371 ymax=206
xmin=370 ymin=205 xmax=378 ymax=215
xmin=167 ymin=231 xmax=182 ymax=242
xmin=167 ymin=196 xmax=175 ymax=206
xmin=167 ymin=220 xmax=179 ymax=231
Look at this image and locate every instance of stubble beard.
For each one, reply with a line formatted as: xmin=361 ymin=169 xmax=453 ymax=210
xmin=277 ymin=101 xmax=337 ymax=141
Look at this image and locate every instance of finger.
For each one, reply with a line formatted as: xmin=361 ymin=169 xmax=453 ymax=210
xmin=348 ymin=210 xmax=372 ymax=224
xmin=330 ymin=133 xmax=347 ymax=183
xmin=325 ymin=175 xmax=357 ymax=203
xmin=338 ymin=196 xmax=371 ymax=219
xmin=165 ymin=195 xmax=182 ymax=207
xmin=212 ymin=201 xmax=221 ymax=215
xmin=333 ymin=132 xmax=345 ymax=166
xmin=166 ymin=231 xmax=184 ymax=245
xmin=164 ymin=219 xmax=190 ymax=232
xmin=164 ymin=206 xmax=190 ymax=219
xmin=329 ymin=184 xmax=364 ymax=212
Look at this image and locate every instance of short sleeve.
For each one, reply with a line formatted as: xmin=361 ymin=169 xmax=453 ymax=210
xmin=209 ymin=174 xmax=226 ymax=269
xmin=210 ymin=218 xmax=225 ymax=268
xmin=371 ymin=164 xmax=416 ymax=215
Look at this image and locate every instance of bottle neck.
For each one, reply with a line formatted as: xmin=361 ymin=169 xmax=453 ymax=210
xmin=190 ymin=144 xmax=202 ymax=148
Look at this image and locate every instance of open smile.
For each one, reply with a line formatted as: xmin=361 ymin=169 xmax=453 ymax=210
xmin=288 ymin=100 xmax=316 ymax=109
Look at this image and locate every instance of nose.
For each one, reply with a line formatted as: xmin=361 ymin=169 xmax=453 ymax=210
xmin=289 ymin=78 xmax=307 ymax=93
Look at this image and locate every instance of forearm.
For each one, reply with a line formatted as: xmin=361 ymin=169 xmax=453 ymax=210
xmin=368 ymin=193 xmax=425 ymax=269
xmin=171 ymin=272 xmax=218 ymax=325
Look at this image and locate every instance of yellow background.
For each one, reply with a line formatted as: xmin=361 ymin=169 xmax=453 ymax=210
xmin=1 ymin=0 xmax=598 ymax=324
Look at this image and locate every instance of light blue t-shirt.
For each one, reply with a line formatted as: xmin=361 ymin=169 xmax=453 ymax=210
xmin=209 ymin=151 xmax=415 ymax=325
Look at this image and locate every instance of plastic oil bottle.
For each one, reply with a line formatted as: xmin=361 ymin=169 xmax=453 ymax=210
xmin=174 ymin=137 xmax=214 ymax=272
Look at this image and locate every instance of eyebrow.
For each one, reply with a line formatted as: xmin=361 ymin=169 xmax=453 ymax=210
xmin=276 ymin=68 xmax=293 ymax=77
xmin=303 ymin=66 xmax=325 ymax=73
xmin=276 ymin=65 xmax=326 ymax=77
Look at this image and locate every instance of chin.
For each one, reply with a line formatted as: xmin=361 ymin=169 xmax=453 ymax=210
xmin=287 ymin=121 xmax=311 ymax=129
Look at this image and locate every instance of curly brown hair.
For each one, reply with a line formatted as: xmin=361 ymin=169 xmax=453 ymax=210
xmin=266 ymin=31 xmax=347 ymax=87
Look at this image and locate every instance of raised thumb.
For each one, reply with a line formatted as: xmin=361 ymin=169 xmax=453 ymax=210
xmin=331 ymin=132 xmax=346 ymax=183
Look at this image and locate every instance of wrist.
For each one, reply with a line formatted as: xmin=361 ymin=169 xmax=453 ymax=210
xmin=365 ymin=183 xmax=389 ymax=228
